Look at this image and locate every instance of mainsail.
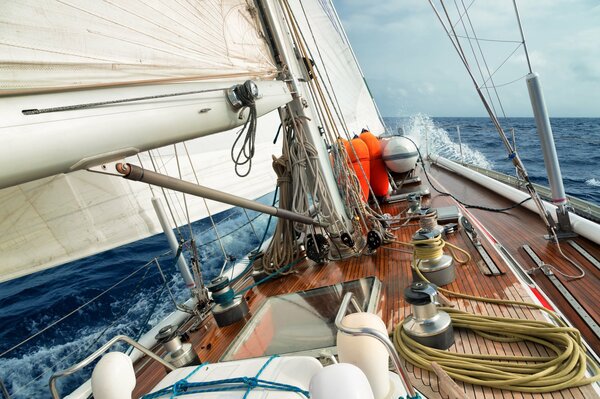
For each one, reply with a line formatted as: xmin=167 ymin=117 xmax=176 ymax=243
xmin=0 ymin=0 xmax=288 ymax=281
xmin=287 ymin=0 xmax=384 ymax=135
xmin=1 ymin=0 xmax=277 ymax=91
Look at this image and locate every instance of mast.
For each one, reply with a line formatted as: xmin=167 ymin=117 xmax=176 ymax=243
xmin=256 ymin=0 xmax=352 ymax=227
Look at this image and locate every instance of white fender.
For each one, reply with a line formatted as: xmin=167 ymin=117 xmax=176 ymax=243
xmin=91 ymin=352 xmax=136 ymax=399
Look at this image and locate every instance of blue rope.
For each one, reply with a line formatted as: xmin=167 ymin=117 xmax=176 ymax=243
xmin=141 ymin=355 xmax=310 ymax=399
xmin=235 ymin=257 xmax=304 ymax=297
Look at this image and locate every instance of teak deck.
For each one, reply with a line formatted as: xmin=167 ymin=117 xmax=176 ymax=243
xmin=132 ymin=162 xmax=600 ymax=399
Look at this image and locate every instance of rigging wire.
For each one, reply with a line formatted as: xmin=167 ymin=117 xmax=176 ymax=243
xmin=0 ymin=253 xmax=169 ymax=360
xmin=0 ymin=251 xmax=175 ymax=396
xmin=174 ymin=143 xmax=194 ymax=239
xmin=427 ymin=0 xmax=556 ymax=235
xmin=181 ymin=141 xmax=229 ymax=261
xmin=482 ymin=73 xmax=529 ymax=89
xmin=405 ymin=135 xmax=532 ymax=212
xmin=453 ymin=34 xmax=522 ymax=44
xmin=457 ymin=0 xmax=507 ymax=118
xmin=148 ymin=149 xmax=185 ymax=240
xmin=450 ymin=0 xmax=499 ymax=117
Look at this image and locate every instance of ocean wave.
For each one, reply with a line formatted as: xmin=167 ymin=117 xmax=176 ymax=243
xmin=586 ymin=178 xmax=600 ymax=187
xmin=393 ymin=114 xmax=493 ymax=170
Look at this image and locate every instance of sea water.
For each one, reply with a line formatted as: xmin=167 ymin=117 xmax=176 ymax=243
xmin=0 ymin=116 xmax=598 ymax=398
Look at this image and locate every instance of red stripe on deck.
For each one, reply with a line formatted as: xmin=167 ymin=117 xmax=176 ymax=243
xmin=529 ymin=286 xmax=554 ymax=311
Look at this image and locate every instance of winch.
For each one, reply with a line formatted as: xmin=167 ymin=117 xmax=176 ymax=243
xmin=155 ymin=325 xmax=200 ymax=368
xmin=207 ymin=276 xmax=249 ymax=327
xmin=412 ymin=209 xmax=455 ymax=286
xmin=402 ymin=282 xmax=454 ymax=350
xmin=406 ymin=194 xmax=422 ymax=216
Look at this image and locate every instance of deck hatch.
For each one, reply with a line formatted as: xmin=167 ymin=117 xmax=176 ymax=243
xmin=221 ymin=277 xmax=381 ymax=361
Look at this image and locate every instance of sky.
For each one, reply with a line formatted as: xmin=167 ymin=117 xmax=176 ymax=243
xmin=333 ymin=0 xmax=600 ymax=117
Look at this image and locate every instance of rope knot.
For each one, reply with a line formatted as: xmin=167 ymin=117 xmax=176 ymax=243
xmin=242 ymin=377 xmax=259 ymax=389
xmin=172 ymin=379 xmax=189 ymax=394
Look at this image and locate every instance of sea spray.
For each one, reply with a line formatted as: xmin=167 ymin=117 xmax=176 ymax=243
xmin=586 ymin=178 xmax=600 ymax=187
xmin=0 ymin=192 xmax=276 ymax=398
xmin=385 ymin=114 xmax=493 ymax=169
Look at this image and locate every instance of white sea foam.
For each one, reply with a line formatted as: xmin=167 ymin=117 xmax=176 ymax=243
xmin=586 ymin=178 xmax=600 ymax=187
xmin=0 ymin=282 xmax=179 ymax=399
xmin=395 ymin=114 xmax=493 ymax=170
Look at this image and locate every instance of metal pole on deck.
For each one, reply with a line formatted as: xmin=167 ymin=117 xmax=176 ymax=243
xmin=151 ymin=197 xmax=196 ymax=288
xmin=456 ymin=126 xmax=464 ymax=164
xmin=525 ymin=73 xmax=574 ymax=236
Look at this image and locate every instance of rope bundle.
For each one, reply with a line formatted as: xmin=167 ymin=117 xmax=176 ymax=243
xmin=231 ymin=81 xmax=259 ymax=178
xmin=394 ymin=308 xmax=600 ymax=392
xmin=393 ymin=264 xmax=600 ymax=393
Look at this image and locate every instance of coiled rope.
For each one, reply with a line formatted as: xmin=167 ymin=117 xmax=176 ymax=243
xmin=391 ymin=235 xmax=472 ymax=266
xmin=231 ymin=80 xmax=259 ymax=178
xmin=393 ymin=264 xmax=600 ymax=393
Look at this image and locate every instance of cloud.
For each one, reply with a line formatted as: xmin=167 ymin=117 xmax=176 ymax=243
xmin=334 ymin=0 xmax=600 ymax=117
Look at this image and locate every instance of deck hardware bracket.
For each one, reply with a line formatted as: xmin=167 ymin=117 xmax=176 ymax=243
xmin=568 ymin=240 xmax=600 ymax=271
xmin=522 ymin=245 xmax=600 ymax=339
xmin=87 ymin=160 xmax=126 ymax=177
xmin=460 ymin=217 xmax=503 ymax=276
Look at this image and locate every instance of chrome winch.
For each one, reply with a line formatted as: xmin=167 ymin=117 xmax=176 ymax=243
xmin=155 ymin=325 xmax=200 ymax=368
xmin=207 ymin=276 xmax=249 ymax=327
xmin=402 ymin=282 xmax=454 ymax=350
xmin=412 ymin=209 xmax=455 ymax=286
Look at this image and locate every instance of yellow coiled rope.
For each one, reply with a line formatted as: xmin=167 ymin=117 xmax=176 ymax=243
xmin=392 ymin=260 xmax=600 ymax=392
xmin=408 ymin=235 xmax=471 ymax=265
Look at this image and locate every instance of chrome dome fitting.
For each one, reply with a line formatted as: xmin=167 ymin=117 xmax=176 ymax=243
xmin=402 ymin=282 xmax=454 ymax=350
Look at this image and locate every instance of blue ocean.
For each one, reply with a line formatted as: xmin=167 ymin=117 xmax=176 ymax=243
xmin=0 ymin=116 xmax=598 ymax=398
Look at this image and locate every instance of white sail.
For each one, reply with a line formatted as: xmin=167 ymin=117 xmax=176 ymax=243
xmin=1 ymin=0 xmax=277 ymax=91
xmin=0 ymin=0 xmax=290 ymax=281
xmin=0 ymin=113 xmax=282 ymax=282
xmin=287 ymin=0 xmax=384 ymax=135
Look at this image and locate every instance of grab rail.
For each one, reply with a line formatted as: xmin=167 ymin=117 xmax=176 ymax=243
xmin=49 ymin=335 xmax=175 ymax=399
xmin=335 ymin=292 xmax=417 ymax=398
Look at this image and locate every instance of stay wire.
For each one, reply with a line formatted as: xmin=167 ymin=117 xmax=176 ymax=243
xmin=452 ymin=0 xmax=500 ymax=118
xmin=404 ymin=135 xmax=532 ymax=213
xmin=182 ymin=141 xmax=228 ymax=260
xmin=428 ymin=0 xmax=555 ymax=232
xmin=3 ymin=252 xmax=170 ymax=395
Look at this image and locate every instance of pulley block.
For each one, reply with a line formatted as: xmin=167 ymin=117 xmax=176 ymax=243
xmin=340 ymin=232 xmax=355 ymax=248
xmin=306 ymin=233 xmax=330 ymax=264
xmin=366 ymin=230 xmax=383 ymax=251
